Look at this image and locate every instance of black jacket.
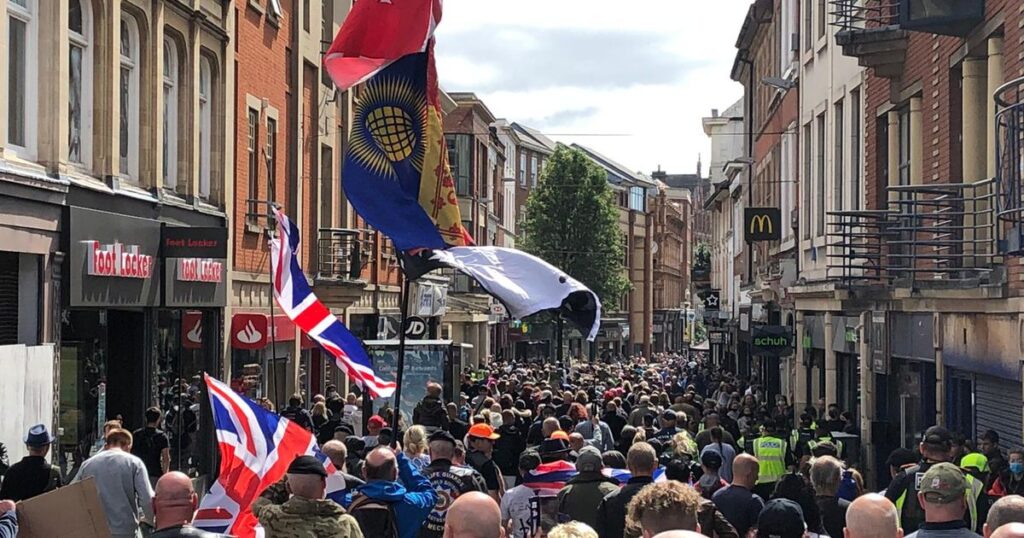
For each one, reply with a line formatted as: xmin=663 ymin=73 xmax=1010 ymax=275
xmin=602 ymin=411 xmax=627 ymax=440
xmin=0 ymin=455 xmax=61 ymax=502
xmin=280 ymin=405 xmax=314 ymax=432
xmin=420 ymin=459 xmax=487 ymax=538
xmin=596 ymin=475 xmax=655 ymax=538
xmin=494 ymin=424 xmax=527 ymax=476
xmin=413 ymin=396 xmax=449 ymax=432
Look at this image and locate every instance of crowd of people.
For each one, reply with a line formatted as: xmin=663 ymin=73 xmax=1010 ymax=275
xmin=4 ymin=351 xmax=1024 ymax=538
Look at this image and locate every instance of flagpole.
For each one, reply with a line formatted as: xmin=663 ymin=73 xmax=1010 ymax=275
xmin=268 ymin=203 xmax=280 ymax=411
xmin=390 ymin=275 xmax=412 ymax=447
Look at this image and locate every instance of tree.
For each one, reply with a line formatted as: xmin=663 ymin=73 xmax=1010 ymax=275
xmin=521 ymin=146 xmax=630 ymax=311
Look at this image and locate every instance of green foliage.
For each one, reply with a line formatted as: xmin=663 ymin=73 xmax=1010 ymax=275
xmin=521 ymin=146 xmax=630 ymax=310
xmin=694 ymin=242 xmax=711 ymax=271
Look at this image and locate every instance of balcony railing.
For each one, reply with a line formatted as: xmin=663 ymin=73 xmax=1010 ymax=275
xmin=996 ymin=76 xmax=1024 ymax=253
xmin=831 ymin=0 xmax=898 ymax=32
xmin=827 ymin=181 xmax=1000 ymax=287
xmin=316 ymin=228 xmax=368 ymax=282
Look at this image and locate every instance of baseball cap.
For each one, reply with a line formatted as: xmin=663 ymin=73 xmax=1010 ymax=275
xmin=920 ymin=462 xmax=968 ymax=503
xmin=922 ymin=426 xmax=954 ymax=448
xmin=468 ymin=423 xmax=501 ymax=440
xmin=576 ymin=446 xmax=603 ymax=473
xmin=757 ymin=498 xmax=807 ymax=538
xmin=701 ymin=450 xmax=723 ymax=470
xmin=367 ymin=415 xmax=387 ymax=429
xmin=287 ymin=455 xmax=328 ymax=478
xmin=661 ymin=409 xmax=677 ymax=421
xmin=961 ymin=452 xmax=990 ymax=473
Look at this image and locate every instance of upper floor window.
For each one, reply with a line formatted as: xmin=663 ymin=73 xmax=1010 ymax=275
xmin=629 ymin=186 xmax=646 ymax=212
xmin=163 ymin=36 xmax=179 ymax=192
xmin=198 ymin=57 xmax=214 ymax=201
xmin=519 ymin=152 xmax=527 ymax=187
xmin=446 ymin=134 xmax=472 ymax=196
xmin=530 ymin=156 xmax=538 ymax=187
xmin=69 ymin=0 xmax=93 ymax=167
xmin=8 ymin=0 xmax=37 ymax=156
xmin=119 ymin=16 xmax=140 ymax=181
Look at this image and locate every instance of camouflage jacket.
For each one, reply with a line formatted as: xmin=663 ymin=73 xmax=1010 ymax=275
xmin=252 ymin=480 xmax=364 ymax=538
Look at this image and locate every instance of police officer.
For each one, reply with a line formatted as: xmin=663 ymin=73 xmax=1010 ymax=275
xmin=790 ymin=413 xmax=816 ymax=460
xmin=960 ymin=452 xmax=992 ymax=534
xmin=751 ymin=419 xmax=795 ymax=500
xmin=420 ymin=430 xmax=487 ymax=538
xmin=252 ymin=455 xmax=363 ymax=537
xmin=885 ymin=426 xmax=980 ymax=535
xmin=807 ymin=425 xmax=844 ymax=460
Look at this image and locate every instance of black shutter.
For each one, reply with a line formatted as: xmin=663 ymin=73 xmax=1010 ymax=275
xmin=0 ymin=252 xmax=19 ymax=345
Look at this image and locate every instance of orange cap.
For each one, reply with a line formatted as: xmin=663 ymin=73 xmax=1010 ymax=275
xmin=468 ymin=423 xmax=501 ymax=440
xmin=549 ymin=430 xmax=570 ymax=441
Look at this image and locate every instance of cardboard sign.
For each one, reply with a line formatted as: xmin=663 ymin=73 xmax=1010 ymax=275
xmin=16 ymin=478 xmax=112 ymax=538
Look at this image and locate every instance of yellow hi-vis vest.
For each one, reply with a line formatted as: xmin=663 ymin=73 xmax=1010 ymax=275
xmin=753 ymin=436 xmax=787 ymax=484
xmin=807 ymin=437 xmax=844 ymax=458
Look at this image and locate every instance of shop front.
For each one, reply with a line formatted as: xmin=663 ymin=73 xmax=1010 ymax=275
xmin=229 ymin=313 xmax=318 ymax=404
xmin=59 ymin=207 xmax=226 ymax=477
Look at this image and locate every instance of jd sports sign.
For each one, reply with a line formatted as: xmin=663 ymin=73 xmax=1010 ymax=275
xmin=745 ymin=208 xmax=782 ymax=242
xmin=751 ymin=325 xmax=794 ymax=357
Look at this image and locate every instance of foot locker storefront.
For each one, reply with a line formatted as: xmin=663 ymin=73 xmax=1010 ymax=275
xmin=59 ymin=207 xmax=227 ymax=478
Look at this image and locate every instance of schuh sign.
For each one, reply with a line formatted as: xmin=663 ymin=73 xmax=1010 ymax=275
xmin=751 ymin=324 xmax=794 ymax=357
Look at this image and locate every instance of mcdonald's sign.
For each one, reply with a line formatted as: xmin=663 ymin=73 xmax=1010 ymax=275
xmin=744 ymin=207 xmax=782 ymax=242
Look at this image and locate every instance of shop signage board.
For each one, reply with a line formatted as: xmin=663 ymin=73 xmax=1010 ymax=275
xmin=699 ymin=289 xmax=721 ymax=311
xmin=230 ymin=313 xmax=314 ymax=350
xmin=751 ymin=325 xmax=795 ymax=357
xmin=69 ymin=207 xmax=161 ymax=307
xmin=744 ymin=207 xmax=782 ymax=241
xmin=163 ymin=226 xmax=228 ymax=308
xmin=708 ymin=330 xmax=728 ymax=345
xmin=181 ymin=311 xmax=204 ymax=349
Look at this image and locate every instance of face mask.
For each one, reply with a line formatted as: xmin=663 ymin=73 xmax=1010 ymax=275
xmin=1011 ymin=462 xmax=1024 ymax=474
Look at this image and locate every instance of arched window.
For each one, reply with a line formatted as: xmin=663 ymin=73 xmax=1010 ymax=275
xmin=198 ymin=56 xmax=213 ymax=200
xmin=163 ymin=36 xmax=178 ymax=191
xmin=68 ymin=0 xmax=93 ymax=166
xmin=119 ymin=15 xmax=140 ymax=181
xmin=7 ymin=0 xmax=38 ymax=157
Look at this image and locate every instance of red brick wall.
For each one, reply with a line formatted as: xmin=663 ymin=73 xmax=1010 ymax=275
xmin=861 ymin=0 xmax=1023 ymax=289
xmin=232 ymin=0 xmax=293 ymax=275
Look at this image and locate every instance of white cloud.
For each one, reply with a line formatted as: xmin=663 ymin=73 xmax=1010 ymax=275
xmin=435 ymin=0 xmax=750 ymax=173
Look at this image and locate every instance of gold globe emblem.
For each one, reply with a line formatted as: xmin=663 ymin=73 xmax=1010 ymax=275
xmin=366 ymin=105 xmax=416 ymax=163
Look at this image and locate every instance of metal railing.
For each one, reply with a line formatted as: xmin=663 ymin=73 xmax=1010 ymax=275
xmin=827 ymin=209 xmax=895 ymax=285
xmin=996 ymin=76 xmax=1024 ymax=253
xmin=888 ymin=181 xmax=998 ymax=285
xmin=826 ymin=181 xmax=1000 ymax=287
xmin=830 ymin=0 xmax=899 ymax=32
xmin=315 ymin=228 xmax=368 ymax=281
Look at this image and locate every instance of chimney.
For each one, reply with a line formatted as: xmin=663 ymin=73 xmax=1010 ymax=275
xmin=712 ymin=108 xmax=719 ymax=118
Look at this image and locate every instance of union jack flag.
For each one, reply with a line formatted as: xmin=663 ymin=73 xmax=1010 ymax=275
xmin=270 ymin=207 xmax=396 ymax=398
xmin=194 ymin=374 xmax=336 ymax=536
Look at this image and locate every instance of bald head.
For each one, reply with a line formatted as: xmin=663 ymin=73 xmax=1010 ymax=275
xmin=321 ymin=440 xmax=347 ymax=470
xmin=992 ymin=523 xmax=1024 ymax=538
xmin=732 ymin=454 xmax=759 ymax=488
xmin=153 ymin=472 xmax=198 ymax=530
xmin=651 ymin=532 xmax=709 ymax=538
xmin=443 ymin=491 xmax=504 ymax=538
xmin=986 ymin=496 xmax=1024 ymax=538
xmin=844 ymin=494 xmax=902 ymax=538
xmin=364 ymin=446 xmax=399 ymax=482
xmin=569 ymin=432 xmax=585 ymax=452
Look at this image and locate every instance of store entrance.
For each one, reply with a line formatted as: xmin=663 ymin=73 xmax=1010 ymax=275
xmin=104 ymin=310 xmax=147 ymax=431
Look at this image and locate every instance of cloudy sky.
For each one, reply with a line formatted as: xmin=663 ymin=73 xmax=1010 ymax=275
xmin=434 ymin=1 xmax=750 ymax=176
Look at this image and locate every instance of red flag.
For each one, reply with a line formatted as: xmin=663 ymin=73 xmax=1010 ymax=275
xmin=324 ymin=0 xmax=442 ymax=90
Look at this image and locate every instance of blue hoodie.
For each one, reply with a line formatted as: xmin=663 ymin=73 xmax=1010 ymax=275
xmin=342 ymin=451 xmax=437 ymax=538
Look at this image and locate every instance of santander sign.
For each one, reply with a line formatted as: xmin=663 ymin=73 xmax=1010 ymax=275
xmin=83 ymin=240 xmax=154 ymax=279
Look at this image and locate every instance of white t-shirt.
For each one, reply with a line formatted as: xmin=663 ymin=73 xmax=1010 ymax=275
xmin=500 ymin=484 xmax=536 ymax=538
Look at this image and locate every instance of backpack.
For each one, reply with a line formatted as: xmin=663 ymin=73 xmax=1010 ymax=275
xmin=347 ymin=493 xmax=399 ymax=538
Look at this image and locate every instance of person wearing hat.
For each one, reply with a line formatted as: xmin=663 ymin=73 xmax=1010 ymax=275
xmin=363 ymin=415 xmax=388 ymax=449
xmin=750 ymin=419 xmax=795 ymax=501
xmin=903 ymin=462 xmax=977 ymax=538
xmin=654 ymin=409 xmax=682 ymax=442
xmin=539 ymin=437 xmax=572 ymax=464
xmin=963 ymin=452 xmax=994 ymax=532
xmin=886 ymin=426 xmax=980 ymax=535
xmin=557 ymin=446 xmax=619 ymax=530
xmin=757 ymin=498 xmax=812 ymax=538
xmin=420 ymin=430 xmax=487 ymax=538
xmin=0 ymin=424 xmax=61 ymax=502
xmin=466 ymin=423 xmax=505 ymax=502
xmin=252 ymin=455 xmax=363 ymax=537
